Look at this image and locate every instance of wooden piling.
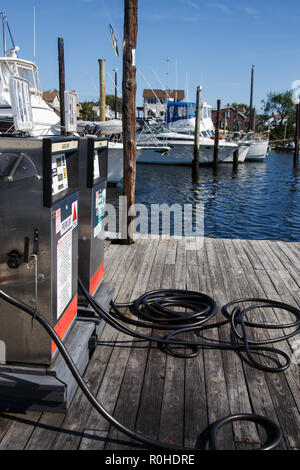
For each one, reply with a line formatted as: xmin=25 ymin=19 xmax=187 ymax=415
xmin=99 ymin=59 xmax=106 ymax=121
xmin=58 ymin=37 xmax=66 ymax=135
xmin=233 ymin=148 xmax=239 ymax=170
xmin=122 ymin=0 xmax=138 ymax=245
xmin=249 ymin=65 xmax=255 ymax=132
xmin=294 ymin=102 xmax=300 ymax=167
xmin=114 ymin=68 xmax=118 ymax=119
xmin=213 ymin=99 xmax=221 ymax=168
xmin=193 ymin=86 xmax=202 ymax=165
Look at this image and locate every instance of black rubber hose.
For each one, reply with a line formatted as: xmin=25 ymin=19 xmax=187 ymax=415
xmin=0 ymin=288 xmax=282 ymax=450
xmin=79 ymin=279 xmax=299 ymax=371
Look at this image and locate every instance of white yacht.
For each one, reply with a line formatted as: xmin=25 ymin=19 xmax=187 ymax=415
xmin=166 ymin=101 xmax=215 ymax=136
xmin=78 ymin=119 xmax=170 ymax=183
xmin=0 ymin=47 xmax=60 ymax=136
xmin=244 ymin=133 xmax=269 ymax=161
xmin=136 ymin=123 xmax=240 ymax=164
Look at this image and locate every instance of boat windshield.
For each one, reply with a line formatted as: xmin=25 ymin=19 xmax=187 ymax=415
xmin=0 ymin=60 xmax=40 ymax=92
xmin=17 ymin=66 xmax=36 ymax=89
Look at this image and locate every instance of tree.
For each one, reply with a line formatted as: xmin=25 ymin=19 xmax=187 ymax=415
xmin=106 ymin=94 xmax=123 ymax=113
xmin=262 ymin=91 xmax=295 ymax=127
xmin=231 ymin=103 xmax=250 ymax=115
xmin=79 ymin=101 xmax=94 ymax=120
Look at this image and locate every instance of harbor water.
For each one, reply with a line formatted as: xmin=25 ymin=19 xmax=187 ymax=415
xmin=107 ymin=151 xmax=300 ymax=242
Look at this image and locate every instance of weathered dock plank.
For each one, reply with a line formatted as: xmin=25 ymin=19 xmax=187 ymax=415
xmin=0 ymin=237 xmax=299 ymax=451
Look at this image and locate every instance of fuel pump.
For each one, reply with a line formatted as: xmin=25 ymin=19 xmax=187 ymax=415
xmin=78 ymin=137 xmax=108 ymax=300
xmin=0 ymin=136 xmax=79 ymax=366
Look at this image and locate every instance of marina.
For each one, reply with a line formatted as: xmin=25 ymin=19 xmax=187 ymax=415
xmin=108 ymin=151 xmax=300 ymax=242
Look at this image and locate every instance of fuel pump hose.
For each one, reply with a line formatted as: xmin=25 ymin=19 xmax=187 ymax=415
xmin=0 ymin=288 xmax=284 ymax=450
xmin=79 ymin=279 xmax=300 ymax=373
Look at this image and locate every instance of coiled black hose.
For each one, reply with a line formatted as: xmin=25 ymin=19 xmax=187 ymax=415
xmin=79 ymin=279 xmax=300 ymax=372
xmin=0 ymin=288 xmax=283 ymax=450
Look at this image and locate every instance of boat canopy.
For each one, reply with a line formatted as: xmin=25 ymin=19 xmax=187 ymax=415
xmin=166 ymin=102 xmax=196 ymax=124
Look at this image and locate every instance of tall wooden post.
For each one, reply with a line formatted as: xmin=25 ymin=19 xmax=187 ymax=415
xmin=214 ymin=99 xmax=221 ymax=168
xmin=249 ymin=65 xmax=255 ymax=132
xmin=114 ymin=68 xmax=118 ymax=119
xmin=58 ymin=37 xmax=66 ymax=135
xmin=122 ymin=0 xmax=138 ymax=245
xmin=193 ymin=86 xmax=202 ymax=164
xmin=233 ymin=148 xmax=239 ymax=170
xmin=294 ymin=103 xmax=300 ymax=167
xmin=99 ymin=59 xmax=106 ymax=121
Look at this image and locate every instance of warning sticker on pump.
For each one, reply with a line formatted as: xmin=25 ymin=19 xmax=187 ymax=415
xmin=57 ymin=229 xmax=72 ymax=319
xmin=55 ymin=208 xmax=61 ymax=234
xmin=60 ymin=215 xmax=72 ymax=236
xmin=94 ymin=188 xmax=106 ymax=238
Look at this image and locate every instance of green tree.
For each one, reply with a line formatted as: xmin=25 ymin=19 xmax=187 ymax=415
xmin=106 ymin=94 xmax=123 ymax=113
xmin=262 ymin=91 xmax=295 ymax=126
xmin=261 ymin=90 xmax=296 ymax=140
xmin=80 ymin=101 xmax=94 ymax=120
xmin=231 ymin=103 xmax=250 ymax=115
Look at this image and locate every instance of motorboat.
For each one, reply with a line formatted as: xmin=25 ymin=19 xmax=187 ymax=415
xmin=136 ymin=122 xmax=240 ymax=164
xmin=0 ymin=46 xmax=60 ymax=136
xmin=78 ymin=119 xmax=170 ymax=183
xmin=166 ymin=101 xmax=215 ymax=136
xmin=234 ymin=132 xmax=269 ymax=161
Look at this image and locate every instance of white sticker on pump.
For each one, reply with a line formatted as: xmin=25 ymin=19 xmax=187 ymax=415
xmin=57 ymin=229 xmax=72 ymax=319
xmin=94 ymin=150 xmax=100 ymax=180
xmin=52 ymin=153 xmax=68 ymax=196
xmin=94 ymin=188 xmax=106 ymax=238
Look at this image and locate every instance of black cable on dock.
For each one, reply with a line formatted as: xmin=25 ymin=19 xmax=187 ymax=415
xmin=79 ymin=279 xmax=300 ymax=373
xmin=0 ymin=288 xmax=283 ymax=450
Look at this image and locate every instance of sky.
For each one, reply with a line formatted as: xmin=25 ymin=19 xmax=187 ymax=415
xmin=0 ymin=0 xmax=299 ymax=111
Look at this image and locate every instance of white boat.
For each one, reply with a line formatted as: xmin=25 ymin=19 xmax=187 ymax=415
xmin=0 ymin=47 xmax=60 ymax=136
xmin=136 ymin=123 xmax=239 ymax=164
xmin=166 ymin=101 xmax=215 ymax=136
xmin=105 ymin=141 xmax=169 ymax=183
xmin=78 ymin=120 xmax=170 ymax=183
xmin=245 ymin=139 xmax=269 ymax=161
xmin=233 ymin=132 xmax=269 ymax=161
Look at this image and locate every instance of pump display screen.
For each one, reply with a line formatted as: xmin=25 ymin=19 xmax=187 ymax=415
xmin=52 ymin=153 xmax=68 ymax=196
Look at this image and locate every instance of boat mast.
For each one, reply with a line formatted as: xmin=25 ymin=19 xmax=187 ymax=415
xmin=2 ymin=11 xmax=6 ymax=56
xmin=33 ymin=6 xmax=36 ymax=63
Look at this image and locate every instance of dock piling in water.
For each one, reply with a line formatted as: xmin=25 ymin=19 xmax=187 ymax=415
xmin=233 ymin=148 xmax=239 ymax=170
xmin=294 ymin=102 xmax=300 ymax=167
xmin=213 ymin=99 xmax=221 ymax=168
xmin=193 ymin=86 xmax=202 ymax=165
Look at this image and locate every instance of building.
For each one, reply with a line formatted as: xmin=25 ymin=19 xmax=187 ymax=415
xmin=143 ymin=89 xmax=185 ymax=120
xmin=42 ymin=89 xmax=60 ymax=114
xmin=43 ymin=89 xmax=80 ymax=118
xmin=211 ymin=105 xmax=249 ymax=132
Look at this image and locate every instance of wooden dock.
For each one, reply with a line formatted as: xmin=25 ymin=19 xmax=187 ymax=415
xmin=0 ymin=237 xmax=299 ymax=450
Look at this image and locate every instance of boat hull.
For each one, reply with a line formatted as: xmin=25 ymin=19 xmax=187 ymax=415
xmin=137 ymin=141 xmax=237 ymax=165
xmin=245 ymin=140 xmax=269 ymax=161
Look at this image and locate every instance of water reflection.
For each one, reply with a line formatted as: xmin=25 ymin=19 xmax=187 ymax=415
xmin=107 ymin=152 xmax=300 ymax=241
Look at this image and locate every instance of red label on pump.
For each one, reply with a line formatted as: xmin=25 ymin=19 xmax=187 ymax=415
xmin=52 ymin=293 xmax=78 ymax=356
xmin=72 ymin=201 xmax=78 ymax=228
xmin=89 ymin=261 xmax=104 ymax=295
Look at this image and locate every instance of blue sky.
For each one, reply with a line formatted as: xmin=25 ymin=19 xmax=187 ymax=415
xmin=0 ymin=0 xmax=299 ymax=111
